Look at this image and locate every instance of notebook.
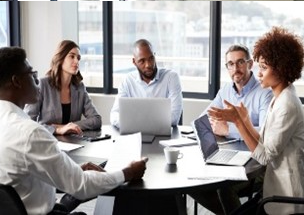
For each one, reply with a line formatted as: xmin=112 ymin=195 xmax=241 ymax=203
xmin=119 ymin=97 xmax=171 ymax=136
xmin=159 ymin=138 xmax=197 ymax=147
xmin=192 ymin=114 xmax=251 ymax=166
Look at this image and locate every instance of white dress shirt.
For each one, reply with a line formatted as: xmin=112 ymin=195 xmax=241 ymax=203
xmin=252 ymin=85 xmax=304 ymax=214
xmin=110 ymin=68 xmax=183 ymax=128
xmin=0 ymin=100 xmax=124 ymax=215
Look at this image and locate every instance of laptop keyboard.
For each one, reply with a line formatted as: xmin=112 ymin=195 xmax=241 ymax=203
xmin=209 ymin=150 xmax=238 ymax=163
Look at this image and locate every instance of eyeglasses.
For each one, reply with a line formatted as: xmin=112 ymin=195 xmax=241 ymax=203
xmin=225 ymin=59 xmax=251 ymax=70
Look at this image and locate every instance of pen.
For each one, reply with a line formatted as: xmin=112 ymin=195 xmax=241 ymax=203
xmin=217 ymin=138 xmax=240 ymax=145
xmin=88 ymin=134 xmax=112 ymax=142
xmin=182 ymin=135 xmax=197 ymax=140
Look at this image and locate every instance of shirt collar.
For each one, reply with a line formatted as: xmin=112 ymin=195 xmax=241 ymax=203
xmin=231 ymin=72 xmax=257 ymax=96
xmin=0 ymin=100 xmax=30 ymax=119
xmin=135 ymin=68 xmax=159 ymax=84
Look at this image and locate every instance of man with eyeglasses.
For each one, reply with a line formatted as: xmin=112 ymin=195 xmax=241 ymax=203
xmin=190 ymin=44 xmax=273 ymax=214
xmin=201 ymin=44 xmax=273 ymax=139
xmin=110 ymin=39 xmax=183 ymax=128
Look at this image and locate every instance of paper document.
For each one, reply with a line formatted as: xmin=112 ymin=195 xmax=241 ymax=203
xmin=159 ymin=138 xmax=197 ymax=147
xmin=105 ymin=132 xmax=142 ymax=171
xmin=187 ymin=165 xmax=248 ymax=181
xmin=57 ymin=141 xmax=84 ymax=152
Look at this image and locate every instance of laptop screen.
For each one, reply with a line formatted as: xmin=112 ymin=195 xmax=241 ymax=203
xmin=193 ymin=115 xmax=219 ymax=160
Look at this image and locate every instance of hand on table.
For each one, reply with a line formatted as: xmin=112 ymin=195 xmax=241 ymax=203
xmin=53 ymin=122 xmax=83 ymax=135
xmin=81 ymin=162 xmax=105 ymax=172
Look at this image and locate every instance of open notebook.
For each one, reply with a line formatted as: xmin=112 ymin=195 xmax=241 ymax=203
xmin=192 ymin=115 xmax=251 ymax=166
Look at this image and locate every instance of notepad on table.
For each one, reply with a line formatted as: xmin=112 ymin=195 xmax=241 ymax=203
xmin=159 ymin=138 xmax=197 ymax=147
xmin=187 ymin=165 xmax=248 ymax=181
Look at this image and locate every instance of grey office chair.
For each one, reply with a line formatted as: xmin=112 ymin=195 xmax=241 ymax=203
xmin=256 ymin=195 xmax=304 ymax=215
xmin=0 ymin=184 xmax=27 ymax=215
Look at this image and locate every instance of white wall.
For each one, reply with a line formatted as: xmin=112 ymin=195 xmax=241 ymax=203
xmin=20 ymin=2 xmax=78 ymax=76
xmin=20 ymin=1 xmax=211 ymax=126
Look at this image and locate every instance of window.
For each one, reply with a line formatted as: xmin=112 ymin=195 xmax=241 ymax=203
xmin=0 ymin=2 xmax=8 ymax=47
xmin=78 ymin=2 xmax=210 ymax=95
xmin=78 ymin=2 xmax=304 ymax=101
xmin=221 ymin=1 xmax=304 ymax=97
xmin=78 ymin=2 xmax=104 ymax=88
xmin=113 ymin=2 xmax=210 ymax=94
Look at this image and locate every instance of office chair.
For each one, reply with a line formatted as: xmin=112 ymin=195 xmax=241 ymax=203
xmin=229 ymin=189 xmax=263 ymax=215
xmin=0 ymin=184 xmax=27 ymax=215
xmin=193 ymin=175 xmax=260 ymax=215
xmin=256 ymin=195 xmax=304 ymax=215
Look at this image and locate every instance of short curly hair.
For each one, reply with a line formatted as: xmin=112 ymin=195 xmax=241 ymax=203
xmin=253 ymin=26 xmax=304 ymax=84
xmin=0 ymin=47 xmax=27 ymax=87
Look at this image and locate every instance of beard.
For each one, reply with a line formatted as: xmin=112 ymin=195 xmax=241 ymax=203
xmin=137 ymin=64 xmax=158 ymax=81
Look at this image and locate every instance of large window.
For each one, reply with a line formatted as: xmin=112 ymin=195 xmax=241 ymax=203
xmin=78 ymin=1 xmax=210 ymax=95
xmin=221 ymin=1 xmax=304 ymax=97
xmin=112 ymin=2 xmax=210 ymax=94
xmin=77 ymin=1 xmax=304 ymax=100
xmin=0 ymin=2 xmax=8 ymax=47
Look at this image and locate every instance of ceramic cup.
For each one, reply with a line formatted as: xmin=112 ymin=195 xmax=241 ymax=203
xmin=164 ymin=147 xmax=183 ymax=164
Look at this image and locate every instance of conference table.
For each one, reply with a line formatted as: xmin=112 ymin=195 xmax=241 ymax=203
xmin=57 ymin=125 xmax=265 ymax=215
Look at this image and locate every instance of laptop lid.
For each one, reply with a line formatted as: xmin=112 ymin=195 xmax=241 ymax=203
xmin=192 ymin=114 xmax=219 ymax=161
xmin=119 ymin=97 xmax=171 ymax=136
xmin=192 ymin=114 xmax=251 ymax=166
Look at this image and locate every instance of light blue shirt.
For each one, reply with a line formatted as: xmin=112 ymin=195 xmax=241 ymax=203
xmin=110 ymin=68 xmax=183 ymax=128
xmin=202 ymin=73 xmax=273 ymax=139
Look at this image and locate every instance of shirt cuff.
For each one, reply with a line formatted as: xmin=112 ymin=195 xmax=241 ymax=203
xmin=111 ymin=170 xmax=125 ymax=184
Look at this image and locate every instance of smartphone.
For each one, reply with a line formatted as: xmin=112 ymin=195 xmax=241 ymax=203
xmin=86 ymin=134 xmax=111 ymax=142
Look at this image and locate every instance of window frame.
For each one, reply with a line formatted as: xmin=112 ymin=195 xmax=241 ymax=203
xmin=8 ymin=1 xmax=21 ymax=46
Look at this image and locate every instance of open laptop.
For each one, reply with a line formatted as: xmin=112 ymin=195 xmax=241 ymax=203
xmin=119 ymin=97 xmax=171 ymax=136
xmin=192 ymin=114 xmax=251 ymax=166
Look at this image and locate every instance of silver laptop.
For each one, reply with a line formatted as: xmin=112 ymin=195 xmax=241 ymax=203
xmin=192 ymin=114 xmax=251 ymax=166
xmin=119 ymin=97 xmax=171 ymax=136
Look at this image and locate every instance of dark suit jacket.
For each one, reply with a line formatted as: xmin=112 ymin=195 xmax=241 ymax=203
xmin=24 ymin=77 xmax=102 ymax=133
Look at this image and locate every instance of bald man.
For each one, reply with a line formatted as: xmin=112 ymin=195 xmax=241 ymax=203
xmin=110 ymin=39 xmax=183 ymax=128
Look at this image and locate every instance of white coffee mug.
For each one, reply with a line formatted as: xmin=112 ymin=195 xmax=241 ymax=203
xmin=164 ymin=147 xmax=183 ymax=164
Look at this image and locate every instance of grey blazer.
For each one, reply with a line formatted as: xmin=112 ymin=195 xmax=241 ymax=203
xmin=24 ymin=77 xmax=102 ymax=133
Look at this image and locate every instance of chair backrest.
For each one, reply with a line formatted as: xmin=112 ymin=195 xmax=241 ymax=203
xmin=0 ymin=185 xmax=27 ymax=215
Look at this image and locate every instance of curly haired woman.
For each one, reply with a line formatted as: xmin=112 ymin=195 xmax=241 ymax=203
xmin=209 ymin=27 xmax=304 ymax=214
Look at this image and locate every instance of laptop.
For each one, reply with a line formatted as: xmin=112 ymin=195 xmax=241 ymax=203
xmin=192 ymin=114 xmax=251 ymax=166
xmin=119 ymin=97 xmax=171 ymax=136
